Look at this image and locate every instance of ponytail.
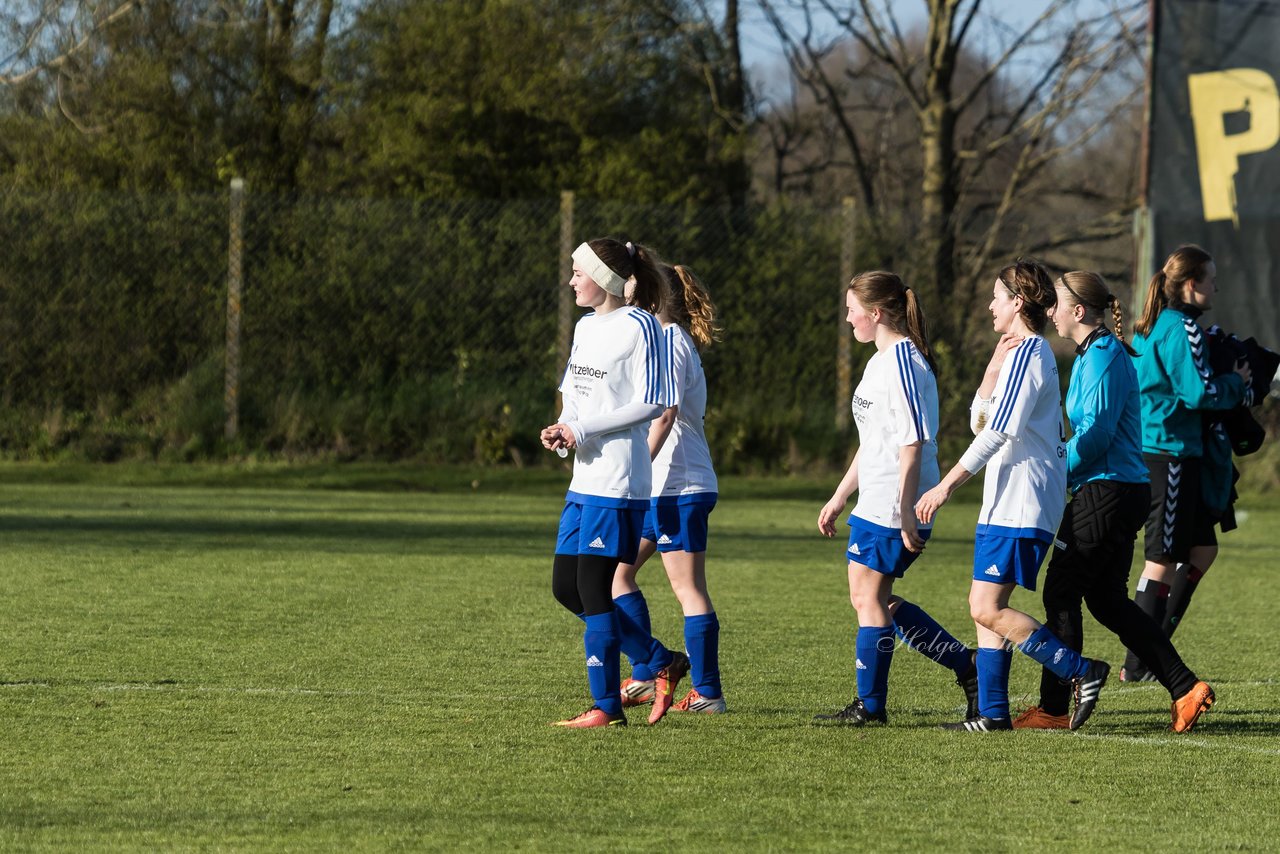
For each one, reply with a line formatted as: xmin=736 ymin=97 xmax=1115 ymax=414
xmin=902 ymin=287 xmax=939 ymax=377
xmin=627 ymin=242 xmax=667 ymax=317
xmin=1135 ymin=244 xmax=1213 ymax=336
xmin=671 ymin=265 xmax=722 ymax=351
xmin=1108 ymin=295 xmax=1137 ymax=356
xmin=1134 ymin=270 xmax=1170 ymax=337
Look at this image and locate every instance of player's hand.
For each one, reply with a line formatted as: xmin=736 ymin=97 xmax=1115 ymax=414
xmin=984 ymin=334 xmax=1024 ymax=380
xmin=818 ymin=497 xmax=845 ymax=537
xmin=540 ymin=423 xmax=577 ymax=450
xmin=900 ymin=515 xmax=926 ymax=553
xmin=914 ymin=484 xmax=951 ymax=525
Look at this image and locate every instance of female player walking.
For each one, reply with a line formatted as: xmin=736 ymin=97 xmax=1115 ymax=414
xmin=613 ymin=264 xmax=725 ymax=721
xmin=1121 ymin=245 xmax=1250 ymax=682
xmin=1015 ymin=271 xmax=1213 ymax=732
xmin=916 ymin=259 xmax=1109 ymax=732
xmin=813 ymin=271 xmax=978 ymax=726
xmin=541 ymin=237 xmax=672 ymax=728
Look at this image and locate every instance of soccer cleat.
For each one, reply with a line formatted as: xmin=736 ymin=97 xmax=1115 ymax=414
xmin=938 ymin=715 xmax=1012 ymax=732
xmin=957 ymin=652 xmax=979 ymax=720
xmin=812 ymin=698 xmax=887 ymax=726
xmin=672 ymin=688 xmax=726 ymax=714
xmin=1012 ymin=705 xmax=1070 ymax=730
xmin=620 ymin=678 xmax=656 ymax=707
xmin=553 ymin=706 xmax=627 ymax=728
xmin=1120 ymin=664 xmax=1158 ymax=683
xmin=648 ymin=651 xmax=690 ymax=725
xmin=1070 ymin=659 xmax=1111 ymax=730
xmin=1170 ymin=681 xmax=1215 ymax=733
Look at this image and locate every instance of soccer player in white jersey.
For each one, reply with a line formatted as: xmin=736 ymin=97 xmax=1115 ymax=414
xmin=813 ymin=271 xmax=979 ymax=726
xmin=916 ymin=259 xmax=1110 ymax=732
xmin=541 ymin=237 xmax=674 ymax=729
xmin=613 ymin=264 xmax=725 ymax=719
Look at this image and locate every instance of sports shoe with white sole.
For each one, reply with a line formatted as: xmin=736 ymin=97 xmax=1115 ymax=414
xmin=672 ymin=688 xmax=726 ymax=714
xmin=620 ymin=678 xmax=655 ymax=707
xmin=1070 ymin=659 xmax=1111 ymax=730
xmin=938 ymin=714 xmax=1012 ymax=732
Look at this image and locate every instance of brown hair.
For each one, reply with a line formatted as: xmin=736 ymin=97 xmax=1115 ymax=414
xmin=1134 ymin=244 xmax=1213 ymax=337
xmin=1056 ymin=270 xmax=1137 ymax=356
xmin=997 ymin=258 xmax=1056 ymax=334
xmin=848 ymin=270 xmax=938 ymax=375
xmin=662 ymin=264 xmax=722 ymax=351
xmin=587 ymin=237 xmax=668 ymax=316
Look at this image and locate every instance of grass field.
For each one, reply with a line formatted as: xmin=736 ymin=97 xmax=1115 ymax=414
xmin=0 ymin=463 xmax=1276 ymax=850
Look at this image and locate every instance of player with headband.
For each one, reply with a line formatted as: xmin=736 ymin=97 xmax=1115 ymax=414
xmin=541 ymin=237 xmax=675 ymax=728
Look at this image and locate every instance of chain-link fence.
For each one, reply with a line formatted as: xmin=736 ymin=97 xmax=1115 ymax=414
xmin=0 ymin=186 xmax=870 ymax=468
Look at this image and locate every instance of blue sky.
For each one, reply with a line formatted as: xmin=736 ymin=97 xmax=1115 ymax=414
xmin=738 ymin=0 xmax=1137 ymax=91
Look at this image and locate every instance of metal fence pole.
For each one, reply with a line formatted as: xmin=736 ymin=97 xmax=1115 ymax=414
xmin=225 ymin=177 xmax=245 ymax=442
xmin=556 ymin=190 xmax=575 ymax=413
xmin=836 ymin=196 xmax=855 ymax=430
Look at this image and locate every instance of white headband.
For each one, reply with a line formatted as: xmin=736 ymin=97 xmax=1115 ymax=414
xmin=572 ymin=242 xmax=629 ymax=297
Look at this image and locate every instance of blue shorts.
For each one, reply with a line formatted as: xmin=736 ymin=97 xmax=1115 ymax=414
xmin=556 ymin=501 xmax=646 ymax=564
xmin=642 ymin=493 xmax=717 ymax=553
xmin=846 ymin=515 xmax=932 ymax=578
xmin=972 ymin=529 xmax=1051 ymax=591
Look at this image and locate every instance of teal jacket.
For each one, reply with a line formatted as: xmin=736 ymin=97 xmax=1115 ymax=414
xmin=1065 ymin=330 xmax=1148 ymax=490
xmin=1133 ymin=307 xmax=1246 ymax=458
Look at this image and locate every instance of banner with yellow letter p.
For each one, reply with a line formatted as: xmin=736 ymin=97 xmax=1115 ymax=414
xmin=1149 ymin=0 xmax=1280 ymax=343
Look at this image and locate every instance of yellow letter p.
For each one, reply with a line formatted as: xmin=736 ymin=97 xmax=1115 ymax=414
xmin=1187 ymin=68 xmax=1280 ymax=225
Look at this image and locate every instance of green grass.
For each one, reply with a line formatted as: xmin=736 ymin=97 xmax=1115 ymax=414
xmin=0 ymin=463 xmax=1276 ymax=850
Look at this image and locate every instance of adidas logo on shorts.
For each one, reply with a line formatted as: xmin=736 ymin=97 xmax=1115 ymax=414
xmin=984 ymin=565 xmax=1000 ymax=576
xmin=850 ymin=543 xmax=861 ymax=555
xmin=586 ymin=655 xmax=603 ymax=667
xmin=588 ymin=537 xmax=606 ymax=549
xmin=657 ymin=534 xmax=672 ymax=545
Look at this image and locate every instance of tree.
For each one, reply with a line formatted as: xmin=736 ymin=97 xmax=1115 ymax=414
xmin=757 ymin=0 xmax=1146 ymax=344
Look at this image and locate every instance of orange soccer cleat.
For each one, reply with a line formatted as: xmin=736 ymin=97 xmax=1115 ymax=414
xmin=1012 ymin=705 xmax=1070 ymax=730
xmin=1170 ymin=681 xmax=1215 ymax=733
xmin=648 ymin=651 xmax=690 ymax=725
xmin=552 ymin=706 xmax=627 ymax=729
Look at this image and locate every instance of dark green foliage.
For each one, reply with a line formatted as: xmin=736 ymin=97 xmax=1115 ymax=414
xmin=0 ymin=191 xmax=865 ymax=467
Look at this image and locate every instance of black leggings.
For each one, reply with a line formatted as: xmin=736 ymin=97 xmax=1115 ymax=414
xmin=552 ymin=553 xmax=617 ymax=616
xmin=1040 ymin=481 xmax=1198 ymax=712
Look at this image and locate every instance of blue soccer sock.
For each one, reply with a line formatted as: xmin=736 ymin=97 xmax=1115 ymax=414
xmin=614 ymin=591 xmax=659 ymax=681
xmin=583 ymin=611 xmax=622 ymax=715
xmin=893 ymin=600 xmax=973 ymax=677
xmin=612 ymin=594 xmax=672 ymax=675
xmin=855 ymin=625 xmax=895 ymax=714
xmin=976 ymin=646 xmax=1013 ymax=720
xmin=684 ymin=612 xmax=721 ymax=698
xmin=1017 ymin=625 xmax=1088 ymax=680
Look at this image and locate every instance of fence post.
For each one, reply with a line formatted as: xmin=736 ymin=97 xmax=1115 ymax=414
xmin=557 ymin=191 xmax=575 ymax=412
xmin=836 ymin=196 xmax=855 ymax=430
xmin=225 ymin=177 xmax=245 ymax=442
xmin=1131 ymin=204 xmax=1153 ymax=317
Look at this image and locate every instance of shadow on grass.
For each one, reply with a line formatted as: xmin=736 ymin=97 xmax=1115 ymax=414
xmin=0 ymin=513 xmax=554 ymax=556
